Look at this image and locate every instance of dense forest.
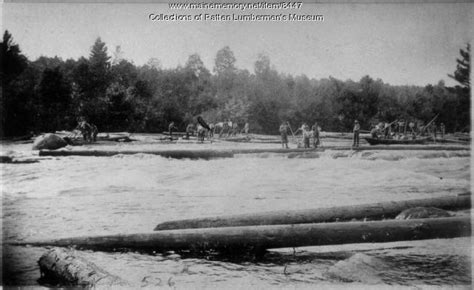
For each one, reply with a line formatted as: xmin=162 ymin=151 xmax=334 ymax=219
xmin=0 ymin=31 xmax=470 ymax=137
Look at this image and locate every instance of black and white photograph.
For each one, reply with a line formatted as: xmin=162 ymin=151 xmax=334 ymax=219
xmin=1 ymin=0 xmax=472 ymax=288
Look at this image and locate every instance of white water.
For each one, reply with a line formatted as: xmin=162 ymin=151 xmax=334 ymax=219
xmin=1 ymin=137 xmax=471 ymax=287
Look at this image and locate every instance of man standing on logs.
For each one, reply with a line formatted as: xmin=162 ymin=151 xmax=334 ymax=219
xmin=370 ymin=124 xmax=379 ymax=139
xmin=432 ymin=122 xmax=438 ymax=140
xmin=241 ymin=122 xmax=250 ymax=136
xmin=312 ymin=122 xmax=320 ymax=148
xmin=295 ymin=123 xmax=311 ymax=148
xmin=279 ymin=122 xmax=289 ymax=149
xmin=168 ymin=122 xmax=178 ymax=140
xmin=197 ymin=116 xmax=211 ymax=143
xmin=352 ymin=120 xmax=360 ymax=147
xmin=409 ymin=121 xmax=416 ymax=139
xmin=440 ymin=123 xmax=446 ymax=139
xmin=197 ymin=125 xmax=206 ymax=143
xmin=208 ymin=123 xmax=215 ymax=138
xmin=185 ymin=123 xmax=195 ymax=140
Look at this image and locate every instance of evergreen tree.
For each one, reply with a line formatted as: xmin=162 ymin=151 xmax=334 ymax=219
xmin=448 ymin=43 xmax=470 ymax=90
xmin=0 ymin=30 xmax=28 ymax=86
xmin=448 ymin=43 xmax=470 ymax=131
xmin=0 ymin=31 xmax=32 ymax=136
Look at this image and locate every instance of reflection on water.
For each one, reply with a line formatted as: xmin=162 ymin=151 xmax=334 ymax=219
xmin=1 ymin=140 xmax=471 ymax=286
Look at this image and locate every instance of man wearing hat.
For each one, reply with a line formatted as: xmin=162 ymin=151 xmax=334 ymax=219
xmin=353 ymin=120 xmax=360 ymax=147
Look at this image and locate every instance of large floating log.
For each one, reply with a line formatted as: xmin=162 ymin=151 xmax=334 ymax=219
xmin=154 ymin=194 xmax=471 ymax=230
xmin=39 ymin=149 xmax=234 ymax=159
xmin=224 ymin=137 xmax=282 ymax=144
xmin=38 ymin=148 xmax=322 ymax=158
xmin=365 ymin=137 xmax=431 ymax=145
xmin=434 ymin=138 xmax=470 ymax=144
xmin=162 ymin=131 xmax=189 ymax=136
xmin=100 ymin=136 xmax=136 ymax=142
xmin=16 ymin=217 xmax=471 ymax=252
xmin=327 ymin=145 xmax=469 ymax=151
xmin=38 ymin=248 xmax=130 ymax=287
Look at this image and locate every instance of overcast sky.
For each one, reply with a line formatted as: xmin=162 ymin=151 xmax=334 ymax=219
xmin=2 ymin=1 xmax=472 ymax=86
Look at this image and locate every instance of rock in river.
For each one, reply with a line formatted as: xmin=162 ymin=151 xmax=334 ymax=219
xmin=32 ymin=133 xmax=68 ymax=150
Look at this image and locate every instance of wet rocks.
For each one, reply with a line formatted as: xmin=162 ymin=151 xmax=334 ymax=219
xmin=32 ymin=133 xmax=68 ymax=150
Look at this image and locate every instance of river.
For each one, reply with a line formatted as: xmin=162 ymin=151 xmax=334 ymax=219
xmin=1 ymin=135 xmax=471 ymax=287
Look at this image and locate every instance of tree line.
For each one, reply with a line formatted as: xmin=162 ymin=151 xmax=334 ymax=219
xmin=0 ymin=31 xmax=470 ymax=137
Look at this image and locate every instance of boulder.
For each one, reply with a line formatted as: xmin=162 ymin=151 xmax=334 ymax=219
xmin=32 ymin=133 xmax=68 ymax=150
xmin=395 ymin=207 xmax=452 ymax=220
xmin=325 ymin=253 xmax=388 ymax=284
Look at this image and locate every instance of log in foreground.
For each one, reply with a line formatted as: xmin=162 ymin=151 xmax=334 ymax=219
xmin=38 ymin=248 xmax=130 ymax=287
xmin=154 ymin=194 xmax=471 ymax=230
xmin=17 ymin=217 xmax=471 ymax=252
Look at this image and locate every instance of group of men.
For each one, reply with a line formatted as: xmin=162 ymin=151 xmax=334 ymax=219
xmin=171 ymin=119 xmax=250 ymax=142
xmin=279 ymin=122 xmax=321 ymax=149
xmin=183 ymin=122 xmax=209 ymax=142
xmin=214 ymin=121 xmax=249 ymax=138
xmin=278 ymin=119 xmax=362 ymax=148
xmin=369 ymin=120 xmax=446 ymax=140
xmin=75 ymin=117 xmax=98 ymax=143
xmin=73 ymin=115 xmax=447 ymax=148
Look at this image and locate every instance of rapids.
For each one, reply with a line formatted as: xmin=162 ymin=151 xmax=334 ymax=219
xmin=1 ymin=135 xmax=471 ymax=287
